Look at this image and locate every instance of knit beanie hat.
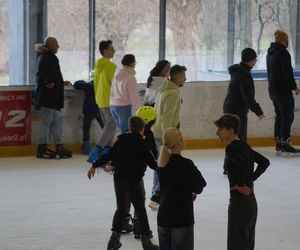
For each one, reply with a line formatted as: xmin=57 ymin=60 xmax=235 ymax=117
xmin=241 ymin=48 xmax=257 ymax=63
xmin=274 ymin=30 xmax=288 ymax=43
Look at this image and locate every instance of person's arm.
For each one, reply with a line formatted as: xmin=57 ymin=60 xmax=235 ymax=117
xmin=281 ymin=50 xmax=297 ymax=91
xmin=238 ymin=76 xmax=264 ymax=116
xmin=190 ymin=161 xmax=207 ymax=194
xmin=252 ymin=150 xmax=270 ymax=181
xmin=142 ymin=143 xmax=158 ymax=171
xmin=160 ymin=91 xmax=181 ymax=132
xmin=127 ymin=76 xmax=139 ymax=113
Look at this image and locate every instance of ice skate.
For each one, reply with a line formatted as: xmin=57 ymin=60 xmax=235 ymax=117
xmin=149 ymin=192 xmax=160 ymax=211
xmin=141 ymin=235 xmax=159 ymax=250
xmin=55 ymin=144 xmax=72 ymax=158
xmin=107 ymin=232 xmax=122 ymax=250
xmin=121 ymin=214 xmax=133 ymax=234
xmin=132 ymin=217 xmax=153 ymax=239
xmin=36 ymin=144 xmax=57 ymax=159
xmin=279 ymin=138 xmax=300 ymax=157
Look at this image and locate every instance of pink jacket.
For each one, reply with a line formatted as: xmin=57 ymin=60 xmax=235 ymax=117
xmin=110 ymin=66 xmax=139 ymax=112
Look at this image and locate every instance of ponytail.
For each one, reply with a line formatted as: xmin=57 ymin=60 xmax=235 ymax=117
xmin=158 ymin=144 xmax=170 ymax=167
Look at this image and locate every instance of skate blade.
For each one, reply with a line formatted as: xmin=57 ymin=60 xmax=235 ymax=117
xmin=280 ymin=152 xmax=300 ymax=157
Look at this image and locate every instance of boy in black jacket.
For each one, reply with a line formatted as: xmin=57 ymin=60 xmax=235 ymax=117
xmin=214 ymin=114 xmax=270 ymax=250
xmin=87 ymin=116 xmax=159 ymax=250
xmin=74 ymin=71 xmax=104 ymax=154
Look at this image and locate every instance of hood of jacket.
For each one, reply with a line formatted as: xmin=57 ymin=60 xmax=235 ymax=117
xmin=267 ymin=42 xmax=286 ymax=55
xmin=35 ymin=43 xmax=49 ymax=54
xmin=94 ymin=57 xmax=113 ymax=74
xmin=228 ymin=63 xmax=251 ymax=77
xmin=114 ymin=66 xmax=136 ymax=81
xmin=150 ymin=76 xmax=167 ymax=90
xmin=158 ymin=79 xmax=179 ymax=93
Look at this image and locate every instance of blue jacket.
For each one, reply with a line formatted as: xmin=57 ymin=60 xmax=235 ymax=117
xmin=74 ymin=80 xmax=100 ymax=115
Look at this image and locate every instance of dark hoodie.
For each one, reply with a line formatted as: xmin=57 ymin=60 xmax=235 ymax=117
xmin=93 ymin=133 xmax=157 ymax=180
xmin=35 ymin=44 xmax=64 ymax=110
xmin=223 ymin=63 xmax=263 ymax=116
xmin=266 ymin=42 xmax=297 ymax=96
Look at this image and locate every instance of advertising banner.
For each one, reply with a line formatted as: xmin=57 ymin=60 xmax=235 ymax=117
xmin=0 ymin=90 xmax=32 ymax=146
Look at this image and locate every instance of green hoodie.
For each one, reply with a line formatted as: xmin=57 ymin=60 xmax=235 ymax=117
xmin=152 ymin=79 xmax=181 ymax=139
xmin=94 ymin=57 xmax=117 ymax=108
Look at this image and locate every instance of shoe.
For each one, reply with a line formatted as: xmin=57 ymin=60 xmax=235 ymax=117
xmin=55 ymin=144 xmax=72 ymax=158
xmin=275 ymin=137 xmax=281 ymax=156
xmin=149 ymin=193 xmax=160 ymax=211
xmin=87 ymin=145 xmax=103 ymax=163
xmin=121 ymin=214 xmax=133 ymax=234
xmin=107 ymin=232 xmax=122 ymax=250
xmin=141 ymin=235 xmax=159 ymax=250
xmin=81 ymin=140 xmax=90 ymax=154
xmin=280 ymin=138 xmax=300 ymax=157
xmin=36 ymin=144 xmax=57 ymax=159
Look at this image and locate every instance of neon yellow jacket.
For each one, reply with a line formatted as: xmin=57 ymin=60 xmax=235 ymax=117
xmin=94 ymin=57 xmax=117 ymax=108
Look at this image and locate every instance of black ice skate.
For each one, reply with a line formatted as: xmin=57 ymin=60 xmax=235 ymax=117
xmin=121 ymin=214 xmax=133 ymax=234
xmin=141 ymin=235 xmax=159 ymax=250
xmin=279 ymin=138 xmax=300 ymax=157
xmin=275 ymin=137 xmax=282 ymax=156
xmin=149 ymin=192 xmax=160 ymax=211
xmin=132 ymin=217 xmax=153 ymax=239
xmin=36 ymin=144 xmax=57 ymax=159
xmin=107 ymin=232 xmax=122 ymax=250
xmin=55 ymin=144 xmax=72 ymax=158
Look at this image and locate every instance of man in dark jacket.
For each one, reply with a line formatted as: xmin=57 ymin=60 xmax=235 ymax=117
xmin=266 ymin=30 xmax=300 ymax=155
xmin=223 ymin=48 xmax=265 ymax=143
xmin=35 ymin=37 xmax=72 ymax=159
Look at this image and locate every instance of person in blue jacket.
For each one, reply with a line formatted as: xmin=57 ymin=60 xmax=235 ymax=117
xmin=74 ymin=70 xmax=104 ymax=154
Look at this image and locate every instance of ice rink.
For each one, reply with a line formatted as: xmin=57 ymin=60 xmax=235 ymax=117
xmin=1 ymin=147 xmax=300 ymax=250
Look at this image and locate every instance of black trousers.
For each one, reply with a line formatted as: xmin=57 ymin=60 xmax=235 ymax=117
xmin=112 ymin=176 xmax=150 ymax=235
xmin=270 ymin=95 xmax=295 ymax=140
xmin=228 ymin=195 xmax=257 ymax=250
xmin=82 ymin=113 xmax=104 ymax=141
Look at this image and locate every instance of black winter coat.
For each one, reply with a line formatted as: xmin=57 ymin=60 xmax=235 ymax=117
xmin=93 ymin=133 xmax=157 ymax=180
xmin=73 ymin=80 xmax=100 ymax=115
xmin=35 ymin=52 xmax=64 ymax=110
xmin=266 ymin=42 xmax=297 ymax=96
xmin=223 ymin=63 xmax=263 ymax=116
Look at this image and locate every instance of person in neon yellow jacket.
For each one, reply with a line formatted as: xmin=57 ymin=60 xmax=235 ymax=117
xmin=87 ymin=40 xmax=117 ymax=163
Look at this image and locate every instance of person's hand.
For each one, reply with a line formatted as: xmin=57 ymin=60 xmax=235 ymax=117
xmin=231 ymin=185 xmax=252 ymax=196
xmin=192 ymin=192 xmax=197 ymax=201
xmin=294 ymin=88 xmax=300 ymax=95
xmin=46 ymin=82 xmax=55 ymax=89
xmin=87 ymin=166 xmax=96 ymax=179
xmin=104 ymin=165 xmax=113 ymax=173
xmin=258 ymin=114 xmax=265 ymax=120
xmin=64 ymin=81 xmax=72 ymax=86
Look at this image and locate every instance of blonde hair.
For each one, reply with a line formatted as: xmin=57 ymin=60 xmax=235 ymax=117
xmin=158 ymin=127 xmax=182 ymax=167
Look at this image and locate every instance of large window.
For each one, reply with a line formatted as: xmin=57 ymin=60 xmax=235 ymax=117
xmin=48 ymin=0 xmax=89 ymax=83
xmin=95 ymin=0 xmax=159 ymax=83
xmin=0 ymin=0 xmax=9 ymax=86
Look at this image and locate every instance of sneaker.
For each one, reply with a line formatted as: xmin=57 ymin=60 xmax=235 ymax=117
xmin=55 ymin=144 xmax=72 ymax=158
xmin=141 ymin=235 xmax=159 ymax=250
xmin=149 ymin=193 xmax=160 ymax=211
xmin=107 ymin=232 xmax=122 ymax=250
xmin=36 ymin=144 xmax=57 ymax=159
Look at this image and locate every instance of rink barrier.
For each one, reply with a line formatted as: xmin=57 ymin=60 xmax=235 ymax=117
xmin=1 ymin=137 xmax=300 ymax=157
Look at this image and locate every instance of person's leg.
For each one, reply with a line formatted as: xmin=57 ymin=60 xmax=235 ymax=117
xmin=157 ymin=226 xmax=172 ymax=250
xmin=95 ymin=112 xmax=104 ymax=129
xmin=110 ymin=105 xmax=121 ymax=133
xmin=82 ymin=113 xmax=93 ymax=154
xmin=171 ymin=225 xmax=194 ymax=250
xmin=115 ymin=105 xmax=132 ymax=134
xmin=271 ymin=96 xmax=282 ymax=153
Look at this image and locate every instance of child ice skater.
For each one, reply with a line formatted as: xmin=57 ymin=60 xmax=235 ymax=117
xmin=87 ymin=116 xmax=159 ymax=250
xmin=157 ymin=127 xmax=207 ymax=250
xmin=214 ymin=114 xmax=270 ymax=250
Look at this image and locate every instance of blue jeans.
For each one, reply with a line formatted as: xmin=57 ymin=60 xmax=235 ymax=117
xmin=110 ymin=105 xmax=132 ymax=134
xmin=158 ymin=225 xmax=194 ymax=250
xmin=38 ymin=107 xmax=63 ymax=144
xmin=152 ymin=138 xmax=161 ymax=193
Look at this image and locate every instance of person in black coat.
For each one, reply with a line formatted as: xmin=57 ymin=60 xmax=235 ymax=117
xmin=35 ymin=37 xmax=72 ymax=159
xmin=223 ymin=48 xmax=265 ymax=143
xmin=157 ymin=127 xmax=206 ymax=250
xmin=266 ymin=30 xmax=300 ymax=155
xmin=214 ymin=114 xmax=270 ymax=250
xmin=87 ymin=116 xmax=159 ymax=250
xmin=74 ymin=71 xmax=104 ymax=154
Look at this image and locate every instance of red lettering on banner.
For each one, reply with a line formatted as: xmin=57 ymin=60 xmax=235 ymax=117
xmin=0 ymin=91 xmax=32 ymax=146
